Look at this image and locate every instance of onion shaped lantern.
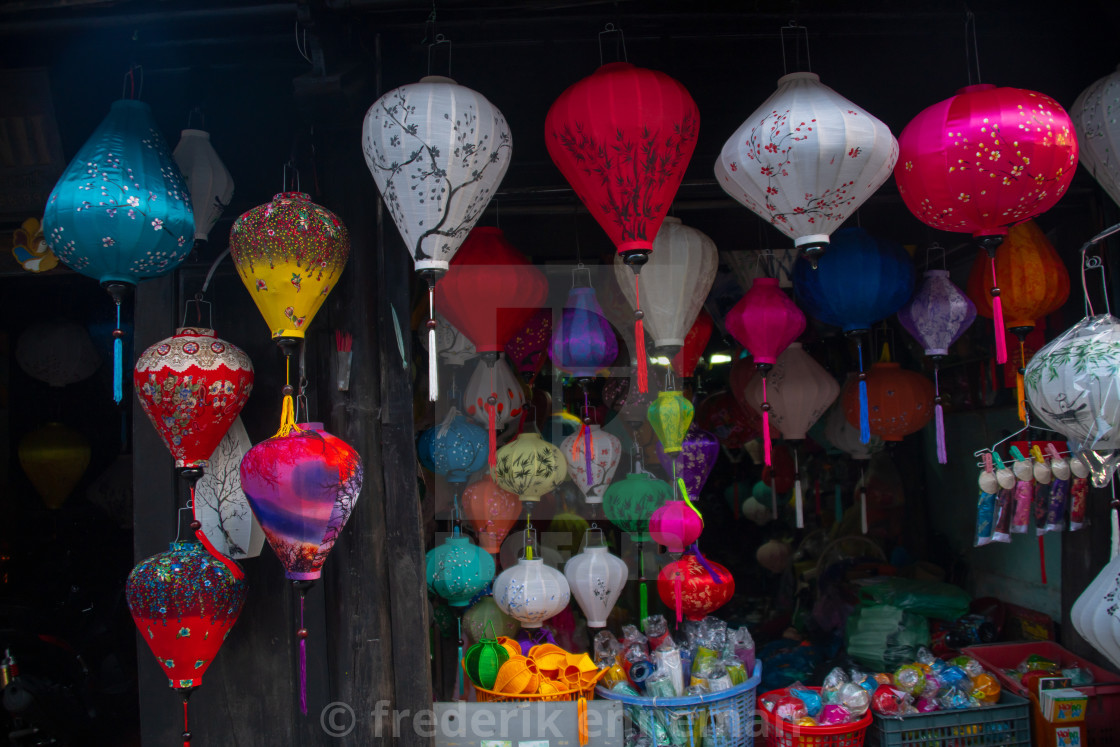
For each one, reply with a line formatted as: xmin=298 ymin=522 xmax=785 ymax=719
xmin=657 ymin=550 xmax=734 ymax=623
xmin=602 ymin=472 xmax=672 ymax=542
xmin=843 ymin=361 xmax=934 ymax=442
xmin=463 ymin=357 xmax=525 ymax=434
xmin=649 ymin=500 xmax=703 ymax=554
xmin=564 ymin=529 xmax=628 ymax=628
xmin=417 ymin=407 xmax=488 ymax=484
xmin=493 ymin=555 xmax=570 ymax=628
xmin=492 ymin=433 xmax=567 ymax=503
xmin=426 ymin=527 xmax=496 ymax=607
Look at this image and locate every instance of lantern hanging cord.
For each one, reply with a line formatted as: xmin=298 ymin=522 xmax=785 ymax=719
xmin=181 ymin=692 xmax=191 ymax=746
xmin=294 ymin=19 xmax=312 ymax=64
xmin=779 ymin=21 xmax=811 ymax=75
xmin=198 ymin=248 xmax=230 ymax=296
xmin=1079 ymin=221 xmax=1120 ymax=317
xmin=122 ymin=64 xmax=143 ymax=100
xmin=964 ymin=10 xmax=982 ymax=85
xmin=297 ymin=586 xmax=308 ymax=715
xmin=598 ymin=22 xmax=628 ymax=66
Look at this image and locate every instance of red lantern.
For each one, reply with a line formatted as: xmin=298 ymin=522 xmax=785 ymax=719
xmin=657 ymin=551 xmax=734 ymax=622
xmin=843 ymin=363 xmax=934 ymax=441
xmin=462 ymin=474 xmax=521 ymax=555
xmin=695 ymin=390 xmax=759 ymax=450
xmin=671 ymin=309 xmax=714 ymax=378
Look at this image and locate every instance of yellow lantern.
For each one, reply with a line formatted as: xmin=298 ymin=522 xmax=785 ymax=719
xmin=647 ymin=391 xmax=694 ymax=454
xmin=18 ymin=423 xmax=90 ymax=509
xmin=492 ymin=433 xmax=567 ymax=503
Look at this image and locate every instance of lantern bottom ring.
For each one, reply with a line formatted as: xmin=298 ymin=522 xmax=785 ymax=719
xmin=620 ymin=248 xmax=650 ymax=268
xmin=793 ymin=233 xmax=830 ymax=249
xmin=1009 ymin=325 xmax=1035 ymax=340
xmin=276 ymin=337 xmax=303 ymax=357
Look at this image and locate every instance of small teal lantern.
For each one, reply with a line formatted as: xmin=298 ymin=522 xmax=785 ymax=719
xmin=426 ymin=527 xmax=496 ymax=607
xmin=417 ymin=408 xmax=488 ymax=483
xmin=42 ymin=98 xmax=195 ymax=402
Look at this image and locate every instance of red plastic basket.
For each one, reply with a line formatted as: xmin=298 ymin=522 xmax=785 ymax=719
xmin=759 ymin=687 xmax=872 ymax=747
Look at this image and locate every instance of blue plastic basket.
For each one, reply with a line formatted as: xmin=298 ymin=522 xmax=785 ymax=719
xmin=597 ymin=661 xmax=762 ymax=747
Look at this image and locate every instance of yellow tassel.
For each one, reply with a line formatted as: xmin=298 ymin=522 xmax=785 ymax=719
xmin=1016 ymin=340 xmax=1027 ymax=424
xmin=273 ymin=395 xmax=302 ymax=438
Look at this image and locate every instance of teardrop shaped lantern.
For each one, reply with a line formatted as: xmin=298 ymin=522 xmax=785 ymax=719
xmin=1072 ymin=66 xmax=1120 ymax=207
xmin=647 ymin=390 xmax=695 ymax=454
xmin=172 ymin=129 xmax=234 ymax=243
xmin=417 ymin=408 xmax=488 ymax=484
xmin=549 ymin=286 xmax=618 ymax=382
xmin=493 ymin=556 xmax=571 ymax=628
xmin=504 ymin=308 xmax=553 ymax=377
xmin=562 ymin=424 xmax=622 ymax=504
xmin=18 ymin=422 xmax=90 ymax=509
xmin=657 ymin=551 xmax=734 ymax=623
xmin=42 ymin=99 xmax=195 ymax=402
xmin=716 ymin=72 xmax=899 ymax=265
xmin=230 ymin=192 xmax=349 ymax=348
xmin=656 ymin=424 xmax=719 ymax=498
xmin=744 ymin=342 xmax=839 ymax=440
xmin=564 ymin=529 xmax=628 ymax=628
xmin=492 ymin=432 xmax=567 ymax=503
xmin=426 ymin=527 xmax=496 ymax=607
xmin=463 ymin=357 xmax=525 ymax=433
xmin=461 ymin=474 xmax=521 ymax=555
xmin=895 ymin=83 xmax=1078 ymax=364
xmin=649 ymin=500 xmax=704 ymax=554
xmin=843 ymin=361 xmax=934 ymax=441
xmin=671 ymin=309 xmax=714 ymax=379
xmin=602 ymin=472 xmax=672 ymax=541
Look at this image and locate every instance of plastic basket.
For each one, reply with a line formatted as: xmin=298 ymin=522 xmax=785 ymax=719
xmin=597 ymin=661 xmax=762 ymax=747
xmin=465 ymin=663 xmax=607 ymax=702
xmin=759 ymin=686 xmax=872 ymax=747
xmin=865 ymin=692 xmax=1030 ymax=747
xmin=964 ymin=641 xmax=1120 ymax=747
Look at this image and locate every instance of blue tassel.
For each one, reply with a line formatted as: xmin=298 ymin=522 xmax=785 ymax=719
xmin=113 ymin=337 xmax=123 ymax=403
xmin=859 ymin=378 xmax=870 ymax=445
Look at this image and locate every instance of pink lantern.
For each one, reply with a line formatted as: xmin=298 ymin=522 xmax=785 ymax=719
xmin=744 ymin=343 xmax=838 ymax=440
xmin=649 ymin=500 xmax=703 ymax=553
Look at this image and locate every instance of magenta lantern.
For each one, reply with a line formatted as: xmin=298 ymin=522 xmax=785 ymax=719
xmin=649 ymin=500 xmax=703 ymax=553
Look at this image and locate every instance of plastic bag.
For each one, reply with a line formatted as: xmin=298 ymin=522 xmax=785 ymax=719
xmin=856 ymin=578 xmax=971 ymax=621
xmin=1069 ymin=454 xmax=1090 ymax=530
xmin=845 ymin=603 xmax=931 ymax=672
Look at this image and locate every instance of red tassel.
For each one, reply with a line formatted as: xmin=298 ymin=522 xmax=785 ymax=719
xmin=1038 ymin=535 xmax=1047 ymax=584
xmin=182 ymin=697 xmax=190 ymax=746
xmin=634 ymin=274 xmax=648 ymax=394
xmin=486 ymin=402 xmax=497 ymax=469
xmin=191 ymin=485 xmax=245 ymax=581
xmin=674 ymin=576 xmax=683 ymax=624
xmin=991 ymin=257 xmax=1008 ymax=364
xmin=761 ymin=374 xmax=772 ymax=467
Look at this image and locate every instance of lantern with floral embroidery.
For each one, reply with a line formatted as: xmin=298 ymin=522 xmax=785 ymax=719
xmin=656 ymin=425 xmax=719 ymax=498
xmin=602 ymin=472 xmax=672 ymax=542
xmin=647 ymin=391 xmax=695 ymax=454
xmin=657 ymin=550 xmax=734 ymax=623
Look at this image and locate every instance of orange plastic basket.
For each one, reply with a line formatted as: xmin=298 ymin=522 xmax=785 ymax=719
xmin=759 ymin=687 xmax=872 ymax=747
xmin=465 ymin=661 xmax=607 ymax=702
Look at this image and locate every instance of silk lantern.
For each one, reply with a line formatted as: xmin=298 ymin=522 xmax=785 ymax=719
xmin=672 ymin=309 xmax=714 ymax=378
xmin=192 ymin=416 xmax=265 ymax=559
xmin=505 ymin=308 xmax=553 ymax=377
xmin=464 ymin=595 xmax=521 ymax=645
xmin=696 ymin=390 xmax=760 ymax=450
xmin=172 ymin=128 xmax=234 ymax=243
xmin=42 ymin=98 xmax=195 ymax=402
xmin=1072 ymin=66 xmax=1120 ymax=207
xmin=656 ymin=425 xmax=719 ymax=498
xmin=649 ymin=500 xmax=704 ymax=554
xmin=230 ymin=192 xmax=348 ymax=351
xmin=724 ymin=277 xmax=806 ymax=465
xmin=657 ymin=550 xmax=734 ymax=623
xmin=843 ymin=361 xmax=934 ymax=441
xmin=420 ymin=312 xmax=478 ymax=367
xmin=562 ymin=424 xmax=622 ymax=504
xmin=426 ymin=527 xmax=496 ymax=607
xmin=550 ymin=285 xmax=618 ymax=382
xmin=895 ymin=83 xmax=1078 ymax=364
xmin=461 ymin=474 xmax=520 ymax=554
xmin=548 ymin=64 xmax=700 ymax=391
xmin=647 ymin=390 xmax=695 ymax=454
xmin=417 ymin=408 xmax=488 ymax=484
xmin=15 ymin=321 xmax=100 ymax=387
xmin=602 ymin=472 xmax=672 ymax=541
xmin=493 ymin=556 xmax=571 ymax=628
xmin=18 ymin=422 xmax=90 ymax=509
xmin=463 ymin=357 xmax=525 ymax=433
xmin=492 ymin=432 xmax=567 ymax=503
xmin=716 ymin=72 xmax=898 ymax=265
xmin=126 ymin=540 xmax=246 ymax=739
xmin=898 ymin=267 xmax=977 ymax=463
xmin=564 ymin=529 xmax=628 ymax=628
xmin=745 ymin=342 xmax=839 ymax=440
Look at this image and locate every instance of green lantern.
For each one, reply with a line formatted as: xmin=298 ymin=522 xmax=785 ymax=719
xmin=602 ymin=472 xmax=672 ymax=542
xmin=463 ymin=620 xmax=510 ymax=690
xmin=463 ymin=595 xmax=520 ymax=646
xmin=426 ymin=527 xmax=496 ymax=606
xmin=647 ymin=391 xmax=694 ymax=453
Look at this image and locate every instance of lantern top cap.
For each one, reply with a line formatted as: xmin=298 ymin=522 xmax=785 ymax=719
xmin=111 ymin=98 xmax=151 ymax=112
xmin=174 ymin=327 xmax=217 ymax=338
xmin=777 ymin=71 xmax=821 ymax=85
xmin=272 ymin=191 xmax=312 ymax=202
xmin=957 ymin=83 xmax=998 ymax=95
xmin=753 ymin=277 xmax=780 ymax=288
xmin=169 ymin=541 xmax=201 ymax=551
xmin=179 ymin=129 xmax=210 ymax=139
xmin=662 ymin=216 xmax=682 ymax=225
xmin=419 ymin=75 xmax=458 ymax=85
xmin=924 ymin=268 xmax=950 ymax=278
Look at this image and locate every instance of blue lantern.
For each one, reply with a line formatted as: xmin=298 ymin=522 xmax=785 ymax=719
xmin=417 ymin=408 xmax=488 ymax=483
xmin=426 ymin=526 xmax=496 ymax=606
xmin=43 ymin=99 xmax=195 ymax=402
xmin=549 ymin=286 xmax=618 ymax=382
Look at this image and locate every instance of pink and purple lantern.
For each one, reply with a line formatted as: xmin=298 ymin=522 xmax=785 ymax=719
xmin=649 ymin=499 xmax=703 ymax=554
xmin=656 ymin=424 xmax=719 ymax=499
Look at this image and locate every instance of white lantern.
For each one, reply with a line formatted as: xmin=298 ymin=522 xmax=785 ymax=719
xmin=1025 ymin=314 xmax=1120 ymax=452
xmin=715 ymin=72 xmax=898 ymax=264
xmin=1071 ymin=66 xmax=1120 ymax=207
xmin=172 ymin=129 xmax=234 ymax=242
xmin=493 ymin=555 xmax=570 ymax=628
xmin=192 ymin=416 xmax=265 ymax=559
xmin=16 ymin=321 xmax=100 ymax=387
xmin=419 ymin=311 xmax=478 ymax=367
xmin=612 ymin=217 xmax=718 ymax=354
xmin=561 ymin=424 xmax=622 ymax=504
xmin=745 ymin=342 xmax=839 ymax=439
xmin=362 ymin=77 xmax=512 ymax=273
xmin=823 ymin=397 xmax=882 ymax=460
xmin=463 ymin=356 xmax=524 ymax=431
xmin=563 ymin=531 xmax=628 ymax=628
xmin=1072 ymin=551 xmax=1120 ymax=669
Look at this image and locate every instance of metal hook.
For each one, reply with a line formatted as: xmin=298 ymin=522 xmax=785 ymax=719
xmin=598 ymin=22 xmax=628 ymax=66
xmin=572 ymin=263 xmax=592 ymax=289
xmin=180 ymin=296 xmax=213 ymax=329
xmin=1079 ymin=221 xmax=1120 ymax=317
xmin=427 ymin=33 xmax=452 ymax=78
xmin=779 ymin=22 xmax=811 ymax=75
xmin=282 ymin=161 xmax=300 ymax=193
xmin=925 ymin=242 xmax=948 ymax=271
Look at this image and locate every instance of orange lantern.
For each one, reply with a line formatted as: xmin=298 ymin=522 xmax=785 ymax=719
xmin=461 ymin=474 xmax=521 ymax=555
xmin=843 ymin=362 xmax=934 ymax=442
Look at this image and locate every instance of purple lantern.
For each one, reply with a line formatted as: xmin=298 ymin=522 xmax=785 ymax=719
xmin=655 ymin=424 xmax=719 ymax=499
xmin=549 ymin=286 xmax=618 ymax=382
xmin=897 ymin=269 xmax=976 ymax=465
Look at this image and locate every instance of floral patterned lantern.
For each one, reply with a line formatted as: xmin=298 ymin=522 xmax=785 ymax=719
xmin=461 ymin=474 xmax=521 ymax=555
xmin=657 ymin=550 xmax=734 ymax=623
xmin=564 ymin=529 xmax=628 ymax=628
xmin=172 ymin=128 xmax=234 ymax=243
xmin=42 ymin=98 xmax=195 ymax=402
xmin=716 ymin=72 xmax=898 ymax=266
xmin=1072 ymin=66 xmax=1120 ymax=208
xmin=562 ymin=424 xmax=622 ymax=504
xmin=417 ymin=408 xmax=488 ymax=484
xmin=426 ymin=527 xmax=496 ymax=607
xmin=895 ymin=83 xmax=1078 ymax=364
xmin=493 ymin=555 xmax=571 ymax=628
xmin=671 ymin=309 xmax=714 ymax=379
xmin=15 ymin=321 xmax=100 ymax=388
xmin=602 ymin=472 xmax=672 ymax=542
xmin=656 ymin=424 xmax=719 ymax=498
xmin=647 ymin=390 xmax=695 ymax=454
xmin=744 ymin=342 xmax=838 ymax=440
xmin=843 ymin=361 xmax=934 ymax=441
xmin=463 ymin=357 xmax=525 ymax=433
xmin=492 ymin=432 xmax=567 ymax=503
xmin=504 ymin=308 xmax=553 ymax=377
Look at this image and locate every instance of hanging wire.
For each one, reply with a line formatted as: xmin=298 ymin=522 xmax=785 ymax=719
xmin=598 ymin=23 xmax=628 ymax=66
xmin=121 ymin=65 xmax=144 ymax=100
xmin=964 ymin=10 xmax=982 ymax=85
xmin=779 ymin=22 xmax=811 ymax=75
xmin=180 ymin=295 xmax=213 ymax=329
xmin=1079 ymin=222 xmax=1120 ymax=317
xmin=427 ymin=34 xmax=452 ymax=78
xmin=295 ymin=19 xmax=312 ymax=63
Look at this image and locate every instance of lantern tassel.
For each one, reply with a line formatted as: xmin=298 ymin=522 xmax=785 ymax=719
xmin=299 ymin=590 xmax=307 ymax=715
xmin=673 ymin=575 xmax=683 ymax=624
xmin=990 ymin=256 xmax=1008 ymax=364
xmin=858 ymin=341 xmax=870 ymax=445
xmin=634 ymin=273 xmax=648 ymax=394
xmin=113 ymin=300 xmax=123 ymax=404
xmin=794 ymin=452 xmax=804 ymax=529
xmin=638 ymin=543 xmax=648 ymax=623
xmin=428 ymin=282 xmax=439 ymax=403
xmin=935 ymin=366 xmax=947 ymax=465
xmin=1016 ymin=339 xmax=1027 ymax=424
xmin=761 ymin=373 xmax=772 ymax=467
xmin=182 ymin=692 xmax=191 ymax=746
xmin=274 ymin=358 xmax=302 ymax=438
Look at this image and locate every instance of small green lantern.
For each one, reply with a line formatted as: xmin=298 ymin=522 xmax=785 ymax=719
xmin=647 ymin=391 xmax=694 ymax=453
xmin=602 ymin=472 xmax=672 ymax=542
xmin=463 ymin=620 xmax=510 ymax=690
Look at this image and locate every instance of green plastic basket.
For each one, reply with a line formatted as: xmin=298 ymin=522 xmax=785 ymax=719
xmin=865 ymin=692 xmax=1030 ymax=747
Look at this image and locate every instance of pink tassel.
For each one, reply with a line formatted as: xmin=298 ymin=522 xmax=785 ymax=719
xmin=634 ymin=274 xmax=648 ymax=393
xmin=990 ymin=257 xmax=1008 ymax=364
xmin=761 ymin=375 xmax=772 ymax=467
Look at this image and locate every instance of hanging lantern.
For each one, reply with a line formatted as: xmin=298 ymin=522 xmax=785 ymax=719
xmin=1072 ymin=66 xmax=1120 ymax=207
xmin=420 ymin=311 xmax=478 ymax=367
xmin=898 ymin=266 xmax=977 ymax=464
xmin=549 ymin=285 xmax=618 ymax=381
xmin=461 ymin=474 xmax=521 ymax=554
xmin=649 ymin=500 xmax=704 ymax=554
xmin=492 ymin=432 xmax=567 ymax=503
xmin=42 ymin=98 xmax=195 ymax=402
xmin=744 ymin=342 xmax=839 ymax=440
xmin=417 ymin=408 xmax=488 ymax=484
xmin=15 ymin=321 xmax=100 ymax=387
xmin=716 ymin=72 xmax=898 ymax=266
xmin=657 ymin=551 xmax=734 ymax=623
xmin=656 ymin=425 xmax=719 ymax=498
xmin=603 ymin=371 xmax=661 ymax=432
xmin=426 ymin=527 xmax=496 ymax=607
xmin=493 ymin=555 xmax=571 ymax=628
xmin=564 ymin=529 xmax=628 ymax=628
xmin=230 ymin=192 xmax=349 ymax=349
xmin=695 ymin=390 xmax=760 ymax=450
xmin=602 ymin=472 xmax=672 ymax=541
xmin=18 ymin=422 xmax=90 ymax=509
xmin=548 ymin=64 xmax=700 ymax=391
xmin=463 ymin=595 xmax=521 ymax=645
xmin=192 ymin=416 xmax=265 ymax=560
xmin=561 ymin=424 xmax=622 ymax=505
xmin=824 ymin=398 xmax=882 ymax=460
xmin=671 ymin=309 xmax=714 ymax=379
xmin=724 ymin=277 xmax=806 ymax=465
xmin=172 ymin=128 xmax=234 ymax=243
xmin=133 ymin=327 xmax=254 ymax=473
xmin=464 ymin=623 xmax=512 ymax=690
xmin=504 ymin=308 xmax=553 ymax=377
xmin=647 ymin=390 xmax=695 ymax=454
xmin=126 ymin=541 xmax=246 ymax=739
xmin=895 ymin=83 xmax=1078 ymax=364
xmin=462 ymin=357 xmax=525 ymax=433
xmin=843 ymin=361 xmax=935 ymax=441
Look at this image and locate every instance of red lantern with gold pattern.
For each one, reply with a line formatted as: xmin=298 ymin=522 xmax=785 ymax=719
xmin=843 ymin=362 xmax=934 ymax=441
xmin=657 ymin=551 xmax=734 ymax=622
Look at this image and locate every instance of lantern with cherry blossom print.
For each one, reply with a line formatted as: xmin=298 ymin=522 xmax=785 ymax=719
xmin=463 ymin=357 xmax=525 ymax=434
xmin=562 ymin=425 xmax=621 ymax=504
xmin=657 ymin=550 xmax=734 ymax=623
xmin=843 ymin=361 xmax=934 ymax=442
xmin=564 ymin=528 xmax=628 ymax=628
xmin=1072 ymin=66 xmax=1120 ymax=208
xmin=894 ymin=83 xmax=1078 ymax=364
xmin=716 ymin=72 xmax=898 ymax=266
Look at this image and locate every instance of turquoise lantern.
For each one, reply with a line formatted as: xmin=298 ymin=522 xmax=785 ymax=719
xmin=42 ymin=98 xmax=195 ymax=402
xmin=417 ymin=408 xmax=488 ymax=484
xmin=426 ymin=527 xmax=496 ymax=606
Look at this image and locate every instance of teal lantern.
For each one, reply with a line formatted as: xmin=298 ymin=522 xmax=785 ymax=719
xmin=42 ymin=99 xmax=194 ymax=402
xmin=603 ymin=472 xmax=673 ymax=542
xmin=417 ymin=408 xmax=488 ymax=484
xmin=426 ymin=527 xmax=495 ymax=606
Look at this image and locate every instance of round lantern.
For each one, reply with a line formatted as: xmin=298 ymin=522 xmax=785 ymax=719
xmin=716 ymin=72 xmax=898 ymax=265
xmin=420 ymin=311 xmax=478 ymax=367
xmin=172 ymin=128 xmax=234 ymax=243
xmin=1025 ymin=314 xmax=1120 ymax=451
xmin=15 ymin=321 xmax=100 ymax=387
xmin=549 ymin=285 xmax=618 ymax=382
xmin=464 ymin=625 xmax=511 ymax=690
xmin=696 ymin=389 xmax=761 ymax=450
xmin=647 ymin=390 xmax=695 ymax=454
xmin=426 ymin=527 xmax=496 ymax=607
xmin=657 ymin=551 xmax=734 ymax=622
xmin=564 ymin=530 xmax=628 ymax=628
xmin=18 ymin=422 xmax=90 ymax=509
xmin=843 ymin=362 xmax=934 ymax=441
xmin=505 ymin=308 xmax=553 ymax=377
xmin=461 ymin=474 xmax=521 ymax=554
xmin=656 ymin=425 xmax=719 ymax=498
xmin=671 ymin=309 xmax=714 ymax=378
xmin=561 ymin=424 xmax=622 ymax=504
xmin=463 ymin=357 xmax=525 ymax=433
xmin=463 ymin=595 xmax=521 ymax=645
xmin=602 ymin=472 xmax=672 ymax=541
xmin=418 ymin=408 xmax=488 ymax=484
xmin=493 ymin=556 xmax=571 ymax=628
xmin=229 ymin=192 xmax=349 ymax=347
xmin=824 ymin=398 xmax=882 ymax=460
xmin=133 ymin=327 xmax=254 ymax=473
xmin=492 ymin=433 xmax=567 ymax=503
xmin=1072 ymin=66 xmax=1120 ymax=207
xmin=744 ymin=342 xmax=839 ymax=440
xmin=649 ymin=500 xmax=703 ymax=553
